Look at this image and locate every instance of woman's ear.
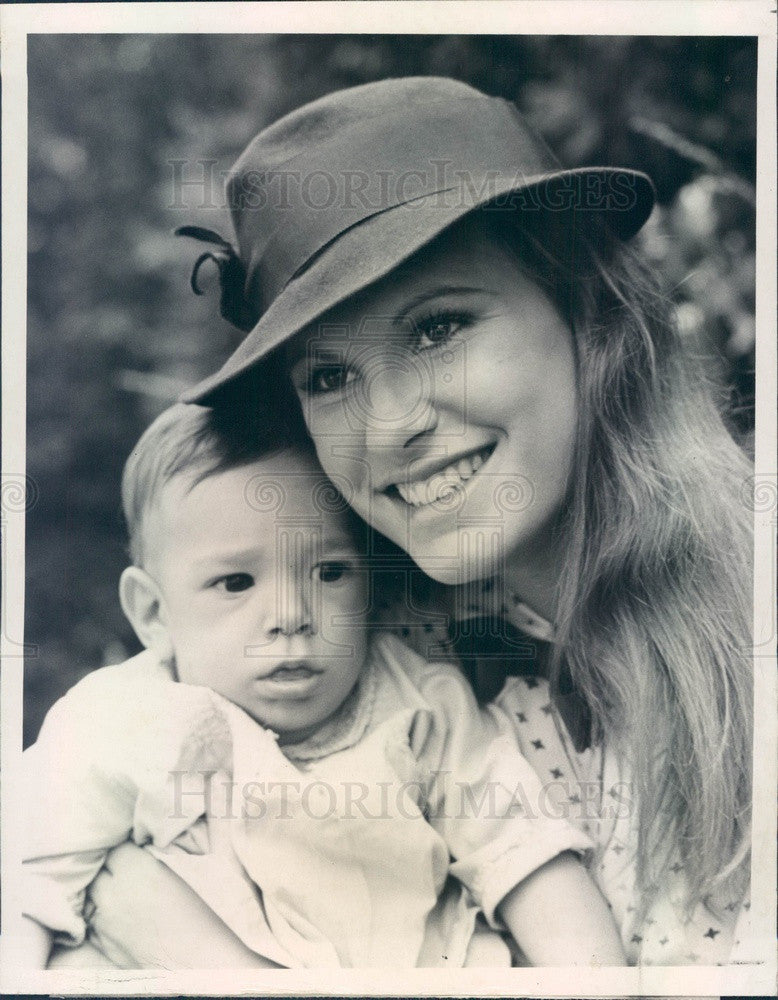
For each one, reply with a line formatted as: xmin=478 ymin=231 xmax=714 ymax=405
xmin=119 ymin=566 xmax=174 ymax=662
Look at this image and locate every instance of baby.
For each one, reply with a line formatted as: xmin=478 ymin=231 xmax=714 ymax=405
xmin=21 ymin=403 xmax=625 ymax=968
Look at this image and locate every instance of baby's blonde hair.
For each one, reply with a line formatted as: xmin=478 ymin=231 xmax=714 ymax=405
xmin=121 ymin=401 xmax=313 ymax=567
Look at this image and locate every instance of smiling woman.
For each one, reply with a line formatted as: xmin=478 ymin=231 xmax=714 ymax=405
xmin=172 ymin=78 xmax=752 ymax=967
xmin=37 ymin=74 xmax=755 ymax=971
xmin=286 ymin=215 xmax=578 ymax=609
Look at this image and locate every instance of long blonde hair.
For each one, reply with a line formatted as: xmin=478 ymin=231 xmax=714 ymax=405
xmin=514 ymin=216 xmax=754 ymax=912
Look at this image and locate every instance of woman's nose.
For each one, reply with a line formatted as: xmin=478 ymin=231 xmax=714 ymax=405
xmin=354 ymin=350 xmax=438 ymax=444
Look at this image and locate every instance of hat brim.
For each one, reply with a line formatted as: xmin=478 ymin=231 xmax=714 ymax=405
xmin=182 ymin=166 xmax=655 ymax=405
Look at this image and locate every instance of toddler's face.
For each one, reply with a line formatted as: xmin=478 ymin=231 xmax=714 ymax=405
xmin=149 ymin=449 xmax=368 ymax=743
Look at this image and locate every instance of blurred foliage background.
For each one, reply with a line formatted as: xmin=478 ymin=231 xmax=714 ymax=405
xmin=24 ymin=34 xmax=756 ymax=745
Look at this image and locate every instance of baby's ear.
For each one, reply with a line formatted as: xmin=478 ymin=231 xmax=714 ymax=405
xmin=119 ymin=566 xmax=174 ymax=662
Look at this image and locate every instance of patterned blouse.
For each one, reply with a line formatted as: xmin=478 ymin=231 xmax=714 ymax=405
xmin=378 ymin=573 xmax=753 ymax=967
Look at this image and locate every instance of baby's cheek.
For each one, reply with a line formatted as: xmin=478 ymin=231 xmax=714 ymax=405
xmin=322 ymin=589 xmax=366 ymax=638
xmin=174 ymin=635 xmax=229 ymax=688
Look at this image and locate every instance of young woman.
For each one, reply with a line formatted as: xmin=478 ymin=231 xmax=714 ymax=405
xmin=53 ymin=77 xmax=753 ymax=968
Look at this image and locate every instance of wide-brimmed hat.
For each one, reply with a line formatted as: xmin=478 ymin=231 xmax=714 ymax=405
xmin=180 ymin=76 xmax=655 ymax=405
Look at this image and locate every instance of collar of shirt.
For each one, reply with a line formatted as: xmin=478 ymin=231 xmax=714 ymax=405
xmin=446 ymin=578 xmax=557 ymax=643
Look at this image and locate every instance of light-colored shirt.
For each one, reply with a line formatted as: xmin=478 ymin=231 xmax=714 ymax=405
xmin=22 ymin=632 xmax=591 ymax=968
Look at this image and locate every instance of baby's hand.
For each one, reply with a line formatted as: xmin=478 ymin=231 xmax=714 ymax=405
xmin=498 ymin=852 xmax=627 ymax=966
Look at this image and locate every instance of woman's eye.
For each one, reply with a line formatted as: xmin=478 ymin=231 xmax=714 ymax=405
xmin=413 ymin=312 xmax=469 ymax=350
xmin=314 ymin=561 xmax=351 ymax=584
xmin=214 ymin=573 xmax=254 ymax=593
xmin=307 ymin=365 xmax=355 ymax=395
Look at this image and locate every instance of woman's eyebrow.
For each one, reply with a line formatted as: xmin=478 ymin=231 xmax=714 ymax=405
xmin=392 ymin=285 xmax=485 ymax=324
xmin=319 ymin=536 xmax=361 ymax=553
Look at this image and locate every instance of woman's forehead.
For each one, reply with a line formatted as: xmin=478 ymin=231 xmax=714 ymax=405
xmin=285 ymin=215 xmax=517 ymax=356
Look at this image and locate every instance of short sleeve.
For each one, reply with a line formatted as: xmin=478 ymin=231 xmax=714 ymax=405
xmin=408 ymin=655 xmax=594 ymax=927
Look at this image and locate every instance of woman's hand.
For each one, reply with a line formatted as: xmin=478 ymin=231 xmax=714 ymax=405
xmin=88 ymin=842 xmax=282 ymax=969
xmin=48 ymin=939 xmax=118 ymax=969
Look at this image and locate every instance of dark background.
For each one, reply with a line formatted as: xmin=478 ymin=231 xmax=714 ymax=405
xmin=24 ymin=34 xmax=757 ymax=746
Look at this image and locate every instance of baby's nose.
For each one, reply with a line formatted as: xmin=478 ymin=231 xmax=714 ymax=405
xmin=263 ymin=570 xmax=316 ymax=639
xmin=266 ymin=620 xmax=315 ymax=639
xmin=262 ymin=532 xmax=318 ymax=640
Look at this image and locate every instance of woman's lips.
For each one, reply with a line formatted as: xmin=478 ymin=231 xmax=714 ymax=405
xmin=392 ymin=444 xmax=495 ymax=508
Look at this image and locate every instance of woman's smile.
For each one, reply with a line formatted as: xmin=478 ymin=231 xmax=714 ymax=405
xmin=387 ymin=442 xmax=496 ymax=508
xmin=288 ymin=213 xmax=578 ymax=588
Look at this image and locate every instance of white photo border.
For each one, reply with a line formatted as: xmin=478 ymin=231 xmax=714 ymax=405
xmin=1 ymin=3 xmax=776 ymax=996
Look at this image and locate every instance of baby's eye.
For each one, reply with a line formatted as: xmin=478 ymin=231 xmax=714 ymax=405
xmin=307 ymin=364 xmax=356 ymax=395
xmin=413 ymin=311 xmax=470 ymax=351
xmin=314 ymin=561 xmax=352 ymax=584
xmin=214 ymin=573 xmax=254 ymax=593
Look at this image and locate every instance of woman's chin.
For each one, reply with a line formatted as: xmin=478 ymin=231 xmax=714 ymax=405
xmin=407 ymin=543 xmax=497 ymax=588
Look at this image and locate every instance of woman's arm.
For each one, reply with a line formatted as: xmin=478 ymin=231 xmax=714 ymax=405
xmin=87 ymin=843 xmax=283 ymax=969
xmin=497 ymin=851 xmax=626 ymax=967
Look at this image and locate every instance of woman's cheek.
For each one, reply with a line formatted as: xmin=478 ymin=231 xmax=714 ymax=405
xmin=313 ymin=439 xmax=372 ymax=512
xmin=302 ymin=396 xmax=349 ymax=449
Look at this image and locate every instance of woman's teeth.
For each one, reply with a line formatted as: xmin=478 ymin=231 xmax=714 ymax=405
xmin=395 ymin=447 xmax=491 ymax=508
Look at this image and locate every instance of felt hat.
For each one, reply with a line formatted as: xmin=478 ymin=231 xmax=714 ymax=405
xmin=180 ymin=76 xmax=655 ymax=404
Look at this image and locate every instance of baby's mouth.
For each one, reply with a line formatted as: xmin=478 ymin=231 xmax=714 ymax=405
xmin=262 ymin=661 xmax=322 ymax=682
xmin=391 ymin=444 xmax=495 ymax=508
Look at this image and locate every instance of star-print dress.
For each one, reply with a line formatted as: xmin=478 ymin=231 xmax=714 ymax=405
xmin=381 ymin=577 xmax=753 ymax=967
